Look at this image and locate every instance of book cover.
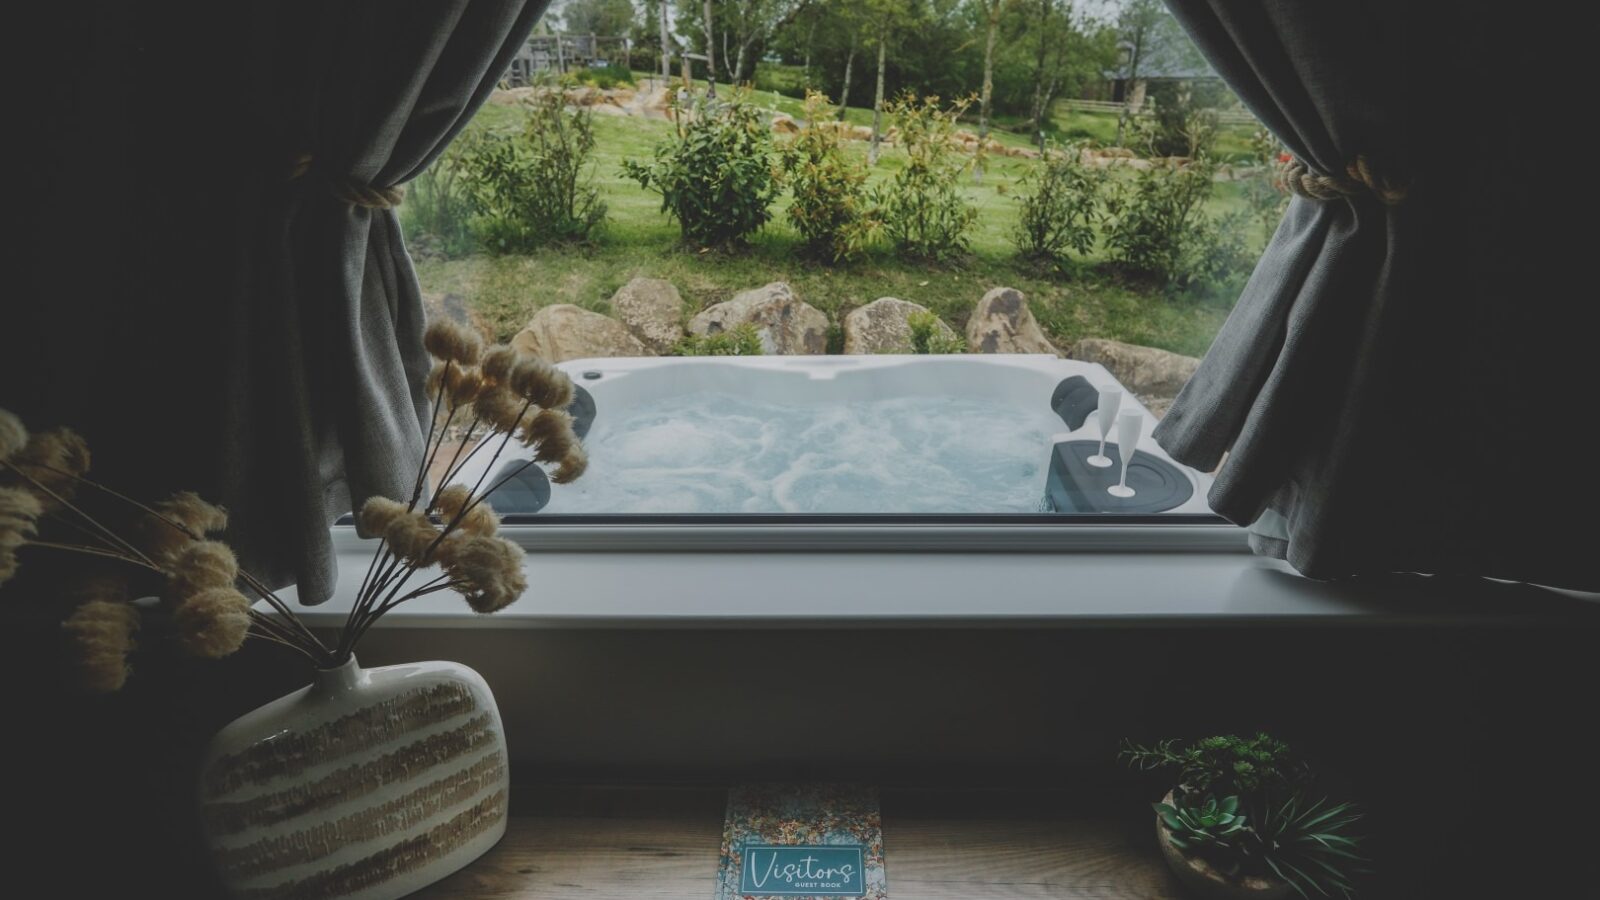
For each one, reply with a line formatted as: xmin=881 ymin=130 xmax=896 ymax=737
xmin=714 ymin=784 xmax=888 ymax=900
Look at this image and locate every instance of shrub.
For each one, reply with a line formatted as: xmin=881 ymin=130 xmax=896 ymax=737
xmin=1242 ymin=127 xmax=1291 ymax=240
xmin=672 ymin=323 xmax=764 ymax=356
xmin=455 ymin=88 xmax=607 ymax=252
xmin=1012 ymin=143 xmax=1103 ymax=264
xmin=873 ymin=93 xmax=978 ymax=262
xmin=623 ymin=91 xmax=782 ymax=249
xmin=399 ymin=146 xmax=474 ymax=258
xmin=779 ymin=91 xmax=878 ymax=262
xmin=574 ymin=64 xmax=634 ymax=90
xmin=1140 ymin=80 xmax=1227 ymax=159
xmin=1102 ymin=155 xmax=1252 ymax=294
xmin=908 ymin=311 xmax=965 ymax=354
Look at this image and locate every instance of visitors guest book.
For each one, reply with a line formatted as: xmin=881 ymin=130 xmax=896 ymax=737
xmin=714 ymin=784 xmax=888 ymax=900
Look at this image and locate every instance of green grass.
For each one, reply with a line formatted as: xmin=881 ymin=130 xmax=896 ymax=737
xmin=411 ymin=83 xmax=1267 ymax=359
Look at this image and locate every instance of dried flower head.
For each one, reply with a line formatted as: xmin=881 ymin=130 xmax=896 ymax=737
xmin=357 ymin=495 xmax=408 ymax=538
xmin=69 ymin=574 xmax=131 ymax=605
xmin=139 ymin=491 xmax=229 ymax=563
xmin=63 ymin=599 xmax=139 ymax=693
xmin=423 ymin=319 xmax=484 ymax=367
xmin=509 ymin=358 xmax=574 ymax=410
xmin=0 ymin=485 xmax=44 ymax=585
xmin=167 ymin=540 xmax=239 ymax=600
xmin=438 ymin=534 xmax=525 ymax=613
xmin=521 ymin=408 xmax=576 ymax=460
xmin=481 ymin=346 xmax=518 ymax=384
xmin=551 ymin=445 xmax=589 ymax=485
xmin=472 ymin=384 xmax=529 ymax=434
xmin=7 ymin=427 xmax=91 ymax=509
xmin=384 ymin=509 xmax=443 ymax=565
xmin=435 ymin=485 xmax=498 ymax=537
xmin=172 ymin=587 xmax=251 ymax=659
xmin=0 ymin=408 xmax=27 ymax=462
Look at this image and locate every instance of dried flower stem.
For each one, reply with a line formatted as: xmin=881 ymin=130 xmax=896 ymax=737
xmin=1 ymin=460 xmax=158 ymax=567
xmin=20 ymin=540 xmax=164 ymax=574
xmin=409 ymin=372 xmax=452 ymax=507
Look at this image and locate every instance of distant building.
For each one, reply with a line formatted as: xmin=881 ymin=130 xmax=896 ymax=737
xmin=1104 ymin=17 xmax=1218 ymax=110
xmin=505 ymin=33 xmax=630 ymax=85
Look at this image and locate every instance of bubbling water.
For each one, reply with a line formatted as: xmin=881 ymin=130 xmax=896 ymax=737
xmin=543 ymin=392 xmax=1053 ymax=514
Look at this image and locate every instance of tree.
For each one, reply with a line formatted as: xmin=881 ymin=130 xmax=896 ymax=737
xmin=558 ymin=0 xmax=636 ymax=36
xmin=1114 ymin=0 xmax=1164 ymax=146
xmin=865 ymin=0 xmax=915 ymax=164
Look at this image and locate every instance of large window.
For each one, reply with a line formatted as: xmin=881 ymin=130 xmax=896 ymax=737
xmin=400 ymin=3 xmax=1281 ymax=523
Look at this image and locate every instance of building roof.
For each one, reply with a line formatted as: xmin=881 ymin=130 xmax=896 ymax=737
xmin=1114 ymin=15 xmax=1217 ymax=81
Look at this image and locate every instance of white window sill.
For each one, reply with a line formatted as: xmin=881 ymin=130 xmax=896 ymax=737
xmin=271 ymin=526 xmax=1598 ymax=628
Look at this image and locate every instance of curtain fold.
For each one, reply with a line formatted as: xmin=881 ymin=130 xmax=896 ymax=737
xmin=226 ymin=1 xmax=547 ymax=604
xmin=0 ymin=1 xmax=547 ymax=606
xmin=1155 ymin=0 xmax=1595 ymax=590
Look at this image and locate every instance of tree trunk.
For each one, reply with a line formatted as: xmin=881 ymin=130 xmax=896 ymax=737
xmin=976 ymin=2 xmax=999 ymax=183
xmin=659 ymin=1 xmax=672 ymax=78
xmin=868 ymin=34 xmax=887 ymax=164
xmin=1026 ymin=0 xmax=1052 ymax=132
xmin=803 ymin=18 xmax=817 ymax=85
xmin=838 ymin=36 xmax=856 ymax=119
xmin=734 ymin=40 xmax=749 ymax=84
xmin=702 ymin=0 xmax=717 ymax=96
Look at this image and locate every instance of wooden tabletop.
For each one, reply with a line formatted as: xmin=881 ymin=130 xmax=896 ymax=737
xmin=413 ymin=785 xmax=1181 ymax=899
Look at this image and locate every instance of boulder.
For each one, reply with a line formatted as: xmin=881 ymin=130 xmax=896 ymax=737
xmin=609 ymin=277 xmax=686 ymax=353
xmin=771 ymin=114 xmax=800 ymax=134
xmin=842 ymin=297 xmax=955 ymax=354
xmin=1068 ymin=338 xmax=1200 ymax=400
xmin=687 ymin=282 xmax=829 ymax=355
xmin=511 ymin=304 xmax=652 ymax=363
xmin=966 ymin=287 xmax=1057 ymax=355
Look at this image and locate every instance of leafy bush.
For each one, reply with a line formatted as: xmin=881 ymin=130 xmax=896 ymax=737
xmin=623 ymin=91 xmax=782 ymax=249
xmin=873 ymin=93 xmax=978 ymax=262
xmin=573 ymin=64 xmax=634 ymax=90
xmin=1140 ymin=80 xmax=1228 ymax=159
xmin=753 ymin=63 xmax=809 ymax=98
xmin=399 ymin=147 xmax=474 ymax=258
xmin=455 ymin=88 xmax=607 ymax=252
xmin=672 ymin=323 xmax=764 ymax=356
xmin=1012 ymin=142 xmax=1103 ymax=263
xmin=1242 ymin=127 xmax=1291 ymax=238
xmin=908 ymin=310 xmax=965 ymax=354
xmin=1102 ymin=155 xmax=1253 ymax=294
xmin=779 ymin=91 xmax=878 ymax=262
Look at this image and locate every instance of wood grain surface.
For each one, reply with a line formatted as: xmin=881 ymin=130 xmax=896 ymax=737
xmin=413 ymin=785 xmax=1182 ymax=899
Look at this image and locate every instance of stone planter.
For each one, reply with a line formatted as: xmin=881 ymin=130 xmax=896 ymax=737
xmin=198 ymin=657 xmax=509 ymax=899
xmin=1155 ymin=791 xmax=1293 ymax=900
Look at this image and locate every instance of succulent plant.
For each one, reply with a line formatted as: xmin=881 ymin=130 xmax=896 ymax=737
xmin=1155 ymin=794 xmax=1247 ymax=856
xmin=1245 ymin=793 xmax=1369 ymax=900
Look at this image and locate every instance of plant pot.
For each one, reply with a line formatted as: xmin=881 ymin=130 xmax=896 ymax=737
xmin=197 ymin=657 xmax=510 ymax=899
xmin=1155 ymin=791 xmax=1293 ymax=900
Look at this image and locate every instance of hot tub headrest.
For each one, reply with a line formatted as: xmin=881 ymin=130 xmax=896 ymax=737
xmin=1050 ymin=376 xmax=1100 ymax=430
xmin=568 ymin=384 xmax=596 ymax=439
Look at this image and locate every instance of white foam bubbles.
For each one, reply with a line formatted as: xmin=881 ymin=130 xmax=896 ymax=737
xmin=542 ymin=392 xmax=1052 ymax=514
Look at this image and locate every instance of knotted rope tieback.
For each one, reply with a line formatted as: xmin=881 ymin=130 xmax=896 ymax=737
xmin=1280 ymin=154 xmax=1408 ymax=206
xmin=284 ymin=152 xmax=406 ymax=209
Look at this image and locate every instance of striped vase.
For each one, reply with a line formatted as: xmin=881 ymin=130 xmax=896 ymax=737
xmin=197 ymin=657 xmax=510 ymax=899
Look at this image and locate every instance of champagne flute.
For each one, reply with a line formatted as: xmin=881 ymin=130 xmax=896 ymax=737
xmin=1087 ymin=388 xmax=1122 ymax=468
xmin=1108 ymin=409 xmax=1142 ymax=499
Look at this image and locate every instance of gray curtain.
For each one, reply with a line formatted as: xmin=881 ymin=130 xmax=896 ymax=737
xmin=0 ymin=1 xmax=546 ymax=605
xmin=221 ymin=1 xmax=548 ymax=603
xmin=1154 ymin=1 xmax=1594 ymax=590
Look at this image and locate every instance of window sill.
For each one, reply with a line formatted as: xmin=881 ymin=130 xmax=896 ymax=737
xmin=273 ymin=526 xmax=1599 ymax=629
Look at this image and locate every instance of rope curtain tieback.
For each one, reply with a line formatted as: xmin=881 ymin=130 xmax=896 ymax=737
xmin=1280 ymin=154 xmax=1408 ymax=206
xmin=283 ymin=152 xmax=406 ymax=209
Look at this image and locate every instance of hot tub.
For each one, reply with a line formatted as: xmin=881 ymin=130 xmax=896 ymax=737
xmin=451 ymin=354 xmax=1212 ymax=518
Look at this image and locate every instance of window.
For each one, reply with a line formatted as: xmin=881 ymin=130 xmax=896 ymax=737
xmin=399 ymin=6 xmax=1278 ymax=529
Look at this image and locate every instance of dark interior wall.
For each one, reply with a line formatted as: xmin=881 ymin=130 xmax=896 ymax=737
xmin=12 ymin=621 xmax=1597 ymax=899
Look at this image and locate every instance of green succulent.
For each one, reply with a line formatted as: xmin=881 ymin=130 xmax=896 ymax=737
xmin=1245 ymin=793 xmax=1369 ymax=900
xmin=1155 ymin=794 xmax=1247 ymax=856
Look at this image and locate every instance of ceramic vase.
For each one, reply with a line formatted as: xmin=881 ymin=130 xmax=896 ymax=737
xmin=197 ymin=657 xmax=509 ymax=899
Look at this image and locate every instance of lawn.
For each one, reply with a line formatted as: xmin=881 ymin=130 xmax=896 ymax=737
xmin=409 ymin=76 xmax=1268 ymax=359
